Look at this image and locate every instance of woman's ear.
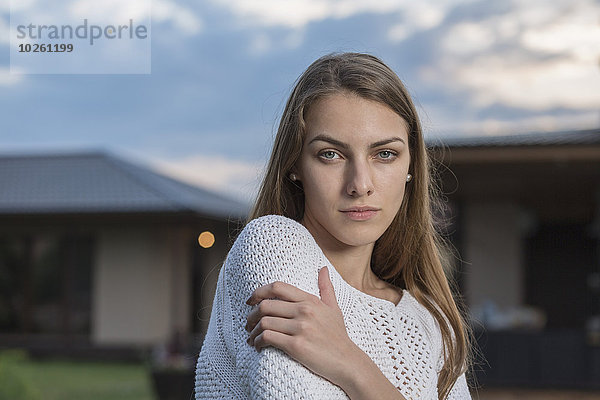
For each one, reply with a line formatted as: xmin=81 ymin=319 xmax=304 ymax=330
xmin=288 ymin=166 xmax=301 ymax=182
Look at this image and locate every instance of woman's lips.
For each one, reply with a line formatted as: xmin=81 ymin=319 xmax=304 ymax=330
xmin=341 ymin=210 xmax=378 ymax=220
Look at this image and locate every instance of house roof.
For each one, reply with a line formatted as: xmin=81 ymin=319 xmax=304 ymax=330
xmin=0 ymin=151 xmax=250 ymax=219
xmin=428 ymin=128 xmax=600 ymax=148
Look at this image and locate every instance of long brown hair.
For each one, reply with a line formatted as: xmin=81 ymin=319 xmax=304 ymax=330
xmin=247 ymin=52 xmax=471 ymax=399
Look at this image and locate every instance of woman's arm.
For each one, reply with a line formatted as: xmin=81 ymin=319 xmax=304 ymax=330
xmin=246 ymin=267 xmax=407 ymax=400
xmin=222 ymin=215 xmax=348 ymax=398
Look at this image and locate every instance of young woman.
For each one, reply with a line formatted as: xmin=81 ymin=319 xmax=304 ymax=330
xmin=195 ymin=52 xmax=472 ymax=399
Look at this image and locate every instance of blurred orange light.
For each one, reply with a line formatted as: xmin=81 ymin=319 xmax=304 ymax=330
xmin=198 ymin=231 xmax=215 ymax=248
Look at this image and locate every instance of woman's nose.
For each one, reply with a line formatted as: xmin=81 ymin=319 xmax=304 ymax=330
xmin=346 ymin=160 xmax=374 ymax=197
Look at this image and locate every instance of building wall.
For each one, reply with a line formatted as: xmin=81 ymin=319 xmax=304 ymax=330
xmin=196 ymin=222 xmax=232 ymax=336
xmin=168 ymin=227 xmax=192 ymax=340
xmin=463 ymin=202 xmax=525 ymax=310
xmin=92 ymin=226 xmax=191 ymax=346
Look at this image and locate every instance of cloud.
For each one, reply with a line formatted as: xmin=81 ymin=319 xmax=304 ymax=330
xmin=429 ymin=54 xmax=600 ymax=110
xmin=152 ymin=0 xmax=203 ymax=35
xmin=521 ymin=14 xmax=598 ymax=63
xmin=213 ymin=0 xmax=471 ymax=58
xmin=213 ymin=0 xmax=467 ymax=31
xmin=68 ymin=0 xmax=150 ymax=23
xmin=211 ymin=0 xmax=392 ymax=29
xmin=248 ymin=32 xmax=271 ymax=55
xmin=387 ymin=2 xmax=446 ymax=42
xmin=150 ymin=154 xmax=265 ymax=204
xmin=0 ymin=14 xmax=9 ymax=44
xmin=427 ymin=108 xmax=599 ymax=137
xmin=245 ymin=29 xmax=304 ymax=55
xmin=0 ymin=66 xmax=24 ymax=85
xmin=7 ymin=0 xmax=202 ymax=35
xmin=422 ymin=0 xmax=600 ymax=111
xmin=71 ymin=0 xmax=204 ymax=35
xmin=441 ymin=22 xmax=495 ymax=55
xmin=3 ymin=0 xmax=35 ymax=13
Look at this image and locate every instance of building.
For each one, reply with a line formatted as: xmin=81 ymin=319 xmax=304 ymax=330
xmin=430 ymin=129 xmax=600 ymax=388
xmin=0 ymin=151 xmax=249 ymax=357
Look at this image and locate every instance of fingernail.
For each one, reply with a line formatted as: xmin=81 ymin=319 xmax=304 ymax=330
xmin=245 ymin=297 xmax=251 ymax=305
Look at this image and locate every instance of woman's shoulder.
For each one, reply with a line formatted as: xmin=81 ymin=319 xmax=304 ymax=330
xmin=243 ymin=214 xmax=305 ymax=236
xmin=225 ymin=214 xmax=322 ymax=290
xmin=234 ymin=214 xmax=315 ymax=254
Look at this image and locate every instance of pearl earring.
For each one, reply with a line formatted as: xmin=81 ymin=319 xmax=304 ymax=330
xmin=406 ymin=174 xmax=412 ymax=182
xmin=289 ymin=173 xmax=297 ymax=181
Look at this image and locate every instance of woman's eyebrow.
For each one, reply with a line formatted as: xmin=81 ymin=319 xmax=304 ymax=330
xmin=308 ymin=134 xmax=406 ymax=149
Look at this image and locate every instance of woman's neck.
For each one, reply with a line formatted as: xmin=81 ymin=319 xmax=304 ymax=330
xmin=299 ymin=217 xmax=385 ymax=292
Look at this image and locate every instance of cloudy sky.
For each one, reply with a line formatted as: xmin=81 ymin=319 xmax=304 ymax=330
xmin=0 ymin=0 xmax=598 ymax=204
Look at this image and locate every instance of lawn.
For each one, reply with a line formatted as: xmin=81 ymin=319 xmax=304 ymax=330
xmin=0 ymin=350 xmax=156 ymax=400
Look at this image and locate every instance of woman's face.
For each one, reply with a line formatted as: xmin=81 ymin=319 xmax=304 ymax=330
xmin=295 ymin=92 xmax=411 ymax=249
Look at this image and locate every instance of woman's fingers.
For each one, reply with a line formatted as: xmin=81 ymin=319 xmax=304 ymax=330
xmin=245 ymin=298 xmax=296 ymax=332
xmin=252 ymin=329 xmax=295 ymax=352
xmin=246 ymin=280 xmax=317 ymax=306
xmin=317 ymin=266 xmax=339 ymax=308
xmin=247 ymin=315 xmax=298 ymax=348
xmin=244 ymin=282 xmax=324 ymax=351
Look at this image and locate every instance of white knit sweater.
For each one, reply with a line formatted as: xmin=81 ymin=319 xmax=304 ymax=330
xmin=195 ymin=214 xmax=471 ymax=399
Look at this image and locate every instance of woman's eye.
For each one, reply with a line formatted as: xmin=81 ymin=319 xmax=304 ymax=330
xmin=378 ymin=150 xmax=397 ymax=160
xmin=320 ymin=151 xmax=339 ymax=160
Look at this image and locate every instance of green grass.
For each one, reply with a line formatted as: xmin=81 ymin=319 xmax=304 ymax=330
xmin=0 ymin=350 xmax=156 ymax=400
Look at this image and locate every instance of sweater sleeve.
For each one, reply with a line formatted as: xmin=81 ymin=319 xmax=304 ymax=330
xmin=445 ymin=373 xmax=471 ymax=399
xmin=222 ymin=214 xmax=348 ymax=399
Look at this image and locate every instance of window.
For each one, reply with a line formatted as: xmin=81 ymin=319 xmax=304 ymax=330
xmin=0 ymin=233 xmax=93 ymax=335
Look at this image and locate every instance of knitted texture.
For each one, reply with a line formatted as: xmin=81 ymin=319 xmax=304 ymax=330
xmin=195 ymin=214 xmax=471 ymax=399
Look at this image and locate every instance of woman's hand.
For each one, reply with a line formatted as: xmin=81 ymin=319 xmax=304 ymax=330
xmin=244 ymin=266 xmax=358 ymax=387
xmin=245 ymin=266 xmax=407 ymax=400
